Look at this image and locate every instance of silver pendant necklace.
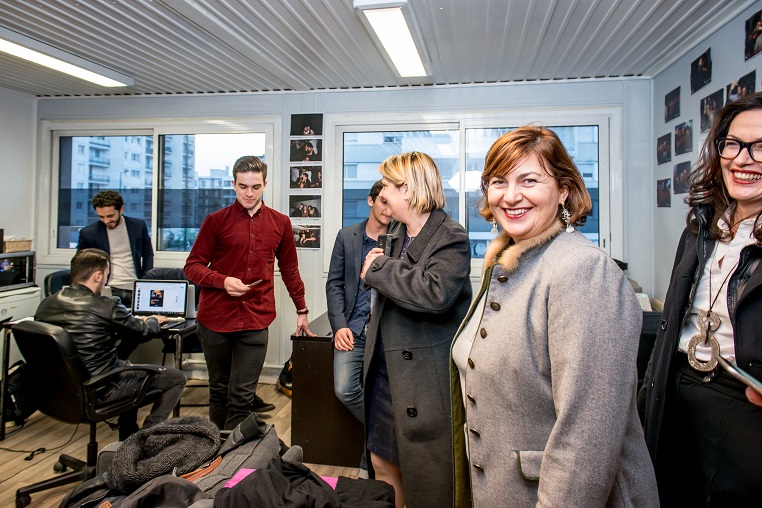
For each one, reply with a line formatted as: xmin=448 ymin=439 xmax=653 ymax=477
xmin=686 ymin=246 xmax=738 ymax=372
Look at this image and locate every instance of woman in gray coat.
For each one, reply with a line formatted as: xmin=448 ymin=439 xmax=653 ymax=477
xmin=450 ymin=127 xmax=658 ymax=507
xmin=362 ymin=151 xmax=472 ymax=508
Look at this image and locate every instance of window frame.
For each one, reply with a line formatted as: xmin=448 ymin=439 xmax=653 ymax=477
xmin=324 ymin=107 xmax=622 ymax=274
xmin=38 ymin=117 xmax=279 ymax=266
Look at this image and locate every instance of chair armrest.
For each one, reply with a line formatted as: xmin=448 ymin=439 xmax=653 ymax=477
xmin=83 ymin=364 xmax=165 ymax=421
xmin=83 ymin=364 xmax=164 ymax=388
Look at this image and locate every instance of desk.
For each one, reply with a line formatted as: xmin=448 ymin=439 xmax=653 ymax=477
xmin=0 ymin=320 xmax=12 ymax=440
xmin=158 ymin=318 xmax=201 ymax=417
xmin=291 ymin=313 xmax=365 ymax=467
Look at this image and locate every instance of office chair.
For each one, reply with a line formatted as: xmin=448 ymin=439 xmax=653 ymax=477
xmin=142 ymin=268 xmax=207 ymax=414
xmin=11 ymin=321 xmax=164 ymax=508
xmin=43 ymin=269 xmax=71 ymax=297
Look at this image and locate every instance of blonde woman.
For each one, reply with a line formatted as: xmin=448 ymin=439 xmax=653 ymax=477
xmin=361 ymin=151 xmax=472 ymax=508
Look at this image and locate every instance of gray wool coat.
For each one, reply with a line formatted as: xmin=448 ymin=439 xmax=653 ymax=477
xmin=450 ymin=222 xmax=658 ymax=508
xmin=363 ymin=208 xmax=472 ymax=508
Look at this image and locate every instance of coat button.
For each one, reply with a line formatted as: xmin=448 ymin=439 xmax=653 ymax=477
xmin=402 ymin=350 xmax=413 ymax=360
xmin=468 ymin=358 xmax=475 ymax=369
xmin=467 ymin=394 xmax=476 ymax=404
xmin=660 ymin=319 xmax=667 ymax=330
xmin=497 ymin=275 xmax=508 ymax=283
xmin=480 ymin=328 xmax=487 ymax=338
xmin=473 ymin=463 xmax=484 ymax=472
xmin=469 ymin=428 xmax=480 ymax=437
xmin=490 ymin=302 xmax=501 ymax=311
xmin=407 ymin=406 xmax=417 ymax=417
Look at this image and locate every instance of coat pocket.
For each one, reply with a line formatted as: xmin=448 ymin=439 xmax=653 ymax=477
xmin=515 ymin=450 xmax=543 ymax=481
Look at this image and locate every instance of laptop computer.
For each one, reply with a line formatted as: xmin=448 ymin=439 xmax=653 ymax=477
xmin=132 ymin=279 xmax=188 ymax=319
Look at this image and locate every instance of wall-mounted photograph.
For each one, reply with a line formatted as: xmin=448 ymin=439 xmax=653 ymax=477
xmin=290 ymin=113 xmax=323 ymax=136
xmin=289 ymin=195 xmax=321 ymax=219
xmin=657 ymin=133 xmax=672 ymax=165
xmin=665 ymin=87 xmax=680 ymax=122
xmin=690 ymin=48 xmax=712 ymax=94
xmin=289 ymin=139 xmax=322 ymax=162
xmin=289 ymin=166 xmax=323 ymax=189
xmin=673 ymin=161 xmax=691 ymax=195
xmin=675 ymin=120 xmax=693 ymax=155
xmin=700 ymin=89 xmax=723 ymax=133
xmin=657 ymin=179 xmax=672 ymax=208
xmin=727 ymin=70 xmax=756 ymax=102
xmin=745 ymin=8 xmax=762 ymax=60
xmin=293 ymin=224 xmax=321 ymax=249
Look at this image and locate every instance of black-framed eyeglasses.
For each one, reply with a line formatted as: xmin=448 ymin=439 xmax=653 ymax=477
xmin=716 ymin=137 xmax=762 ymax=163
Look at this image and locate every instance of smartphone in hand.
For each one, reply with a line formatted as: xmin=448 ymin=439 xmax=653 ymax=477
xmin=247 ymin=279 xmax=263 ymax=287
xmin=377 ymin=234 xmax=393 ymax=256
xmin=716 ymin=354 xmax=762 ymax=397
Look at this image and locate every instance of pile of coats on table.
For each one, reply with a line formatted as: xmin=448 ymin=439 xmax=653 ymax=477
xmin=60 ymin=414 xmax=394 ymax=508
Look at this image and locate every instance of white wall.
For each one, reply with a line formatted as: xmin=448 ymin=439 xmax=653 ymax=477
xmin=651 ymin=0 xmax=762 ymax=301
xmin=0 ymin=87 xmax=36 ymax=240
xmin=22 ymin=78 xmax=651 ymax=374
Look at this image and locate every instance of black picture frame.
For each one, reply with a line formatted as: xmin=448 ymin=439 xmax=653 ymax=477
xmin=675 ymin=120 xmax=693 ymax=155
xmin=657 ymin=133 xmax=672 ymax=165
xmin=665 ymin=87 xmax=680 ymax=122
xmin=690 ymin=48 xmax=712 ymax=94
xmin=657 ymin=179 xmax=672 ymax=208
xmin=673 ymin=161 xmax=691 ymax=195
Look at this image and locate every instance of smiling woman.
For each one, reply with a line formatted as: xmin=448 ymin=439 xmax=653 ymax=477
xmin=640 ymin=92 xmax=762 ymax=507
xmin=451 ymin=126 xmax=658 ymax=507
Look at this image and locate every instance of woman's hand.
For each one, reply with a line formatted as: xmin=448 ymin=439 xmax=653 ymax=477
xmin=360 ymin=247 xmax=385 ymax=281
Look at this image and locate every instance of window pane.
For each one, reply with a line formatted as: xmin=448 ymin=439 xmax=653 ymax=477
xmin=342 ymin=130 xmax=460 ymax=228
xmin=465 ymin=126 xmax=599 ymax=258
xmin=57 ymin=135 xmax=152 ymax=249
xmin=158 ymin=133 xmax=266 ymax=251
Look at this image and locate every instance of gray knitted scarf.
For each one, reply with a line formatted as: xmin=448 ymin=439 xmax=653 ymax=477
xmin=107 ymin=416 xmax=221 ymax=494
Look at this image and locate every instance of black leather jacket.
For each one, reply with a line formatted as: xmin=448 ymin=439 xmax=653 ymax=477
xmin=639 ymin=204 xmax=762 ymax=460
xmin=35 ymin=283 xmax=160 ymax=376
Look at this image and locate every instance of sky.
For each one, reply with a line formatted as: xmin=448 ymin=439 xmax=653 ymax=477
xmin=193 ymin=133 xmax=266 ymax=177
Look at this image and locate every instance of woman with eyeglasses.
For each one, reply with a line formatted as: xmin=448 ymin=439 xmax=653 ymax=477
xmin=639 ymin=92 xmax=762 ymax=506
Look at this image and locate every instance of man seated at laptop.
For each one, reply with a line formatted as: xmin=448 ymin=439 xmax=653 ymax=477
xmin=35 ymin=248 xmax=187 ymax=440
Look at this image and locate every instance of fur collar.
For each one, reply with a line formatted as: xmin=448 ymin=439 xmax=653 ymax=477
xmin=484 ymin=221 xmax=564 ymax=273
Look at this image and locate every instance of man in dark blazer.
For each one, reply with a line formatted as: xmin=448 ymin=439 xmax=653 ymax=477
xmin=77 ymin=190 xmax=154 ymax=310
xmin=326 ymin=181 xmax=390 ymax=446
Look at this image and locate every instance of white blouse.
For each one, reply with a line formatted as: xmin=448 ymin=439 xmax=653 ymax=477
xmin=678 ymin=217 xmax=757 ymax=361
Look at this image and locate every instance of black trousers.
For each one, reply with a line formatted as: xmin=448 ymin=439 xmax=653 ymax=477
xmin=197 ymin=322 xmax=268 ymax=430
xmin=656 ymin=353 xmax=762 ymax=507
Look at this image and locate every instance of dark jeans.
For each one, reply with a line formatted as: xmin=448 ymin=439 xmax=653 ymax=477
xmin=197 ymin=322 xmax=268 ymax=430
xmin=101 ymin=360 xmax=187 ymax=441
xmin=656 ymin=353 xmax=762 ymax=507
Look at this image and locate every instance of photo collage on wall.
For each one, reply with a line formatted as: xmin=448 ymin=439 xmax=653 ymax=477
xmin=289 ymin=113 xmax=323 ymax=249
xmin=655 ymin=8 xmax=762 ymax=209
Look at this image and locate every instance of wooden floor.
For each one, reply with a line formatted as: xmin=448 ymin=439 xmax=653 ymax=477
xmin=0 ymin=382 xmax=358 ymax=508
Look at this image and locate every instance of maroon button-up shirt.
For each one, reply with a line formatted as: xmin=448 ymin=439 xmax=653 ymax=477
xmin=184 ymin=200 xmax=306 ymax=333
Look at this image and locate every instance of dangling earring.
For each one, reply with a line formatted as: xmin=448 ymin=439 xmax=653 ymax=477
xmin=561 ymin=203 xmax=574 ymax=233
xmin=491 ymin=220 xmax=498 ymax=235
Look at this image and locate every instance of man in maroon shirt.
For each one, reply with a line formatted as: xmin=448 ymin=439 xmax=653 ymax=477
xmin=185 ymin=155 xmax=314 ymax=430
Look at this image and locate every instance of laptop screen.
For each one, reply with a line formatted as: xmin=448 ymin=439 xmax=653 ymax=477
xmin=132 ymin=280 xmax=188 ymax=317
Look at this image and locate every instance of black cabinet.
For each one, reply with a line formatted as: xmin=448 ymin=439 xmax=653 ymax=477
xmin=291 ymin=313 xmax=364 ymax=467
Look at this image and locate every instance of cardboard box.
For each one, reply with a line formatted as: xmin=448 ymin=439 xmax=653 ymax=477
xmin=3 ymin=239 xmax=32 ymax=253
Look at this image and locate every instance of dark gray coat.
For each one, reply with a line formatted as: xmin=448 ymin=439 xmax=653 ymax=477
xmin=363 ymin=209 xmax=472 ymax=508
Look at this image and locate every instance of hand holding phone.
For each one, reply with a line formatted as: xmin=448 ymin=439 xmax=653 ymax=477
xmin=715 ymin=354 xmax=762 ymax=397
xmin=377 ymin=234 xmax=393 ymax=256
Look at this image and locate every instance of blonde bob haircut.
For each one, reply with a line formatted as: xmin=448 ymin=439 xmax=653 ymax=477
xmin=378 ymin=151 xmax=446 ymax=214
xmin=479 ymin=126 xmax=592 ymax=226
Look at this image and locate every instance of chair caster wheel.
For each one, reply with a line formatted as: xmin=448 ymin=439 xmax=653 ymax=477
xmin=54 ymin=461 xmax=66 ymax=473
xmin=16 ymin=494 xmax=32 ymax=508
